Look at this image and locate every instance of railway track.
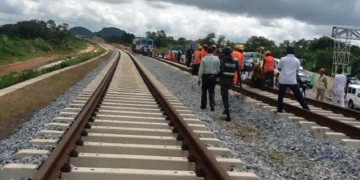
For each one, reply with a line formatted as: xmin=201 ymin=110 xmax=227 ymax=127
xmin=149 ymin=56 xmax=360 ymax=149
xmin=0 ymin=50 xmax=260 ymax=180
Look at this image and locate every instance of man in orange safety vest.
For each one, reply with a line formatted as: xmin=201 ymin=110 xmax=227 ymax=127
xmin=262 ymin=51 xmax=275 ymax=88
xmin=211 ymin=45 xmax=217 ymax=56
xmin=232 ymin=44 xmax=244 ymax=85
xmin=192 ymin=46 xmax=203 ymax=75
xmin=202 ymin=44 xmax=208 ymax=58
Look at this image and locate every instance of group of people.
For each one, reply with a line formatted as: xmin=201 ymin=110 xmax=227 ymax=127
xmin=315 ymin=67 xmax=348 ymax=108
xmin=186 ymin=43 xmax=243 ymax=121
xmin=188 ymin=44 xmax=316 ymax=121
xmin=185 ymin=43 xmax=350 ymax=122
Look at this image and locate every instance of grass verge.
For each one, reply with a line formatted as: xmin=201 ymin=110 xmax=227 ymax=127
xmin=0 ymin=50 xmax=112 ymax=140
xmin=0 ymin=35 xmax=88 ymax=65
xmin=0 ymin=44 xmax=105 ymax=90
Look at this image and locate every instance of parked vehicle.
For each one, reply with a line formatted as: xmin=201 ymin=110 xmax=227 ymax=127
xmin=297 ymin=69 xmax=312 ymax=89
xmin=346 ymin=84 xmax=360 ymax=109
xmin=347 ymin=75 xmax=360 ymax=85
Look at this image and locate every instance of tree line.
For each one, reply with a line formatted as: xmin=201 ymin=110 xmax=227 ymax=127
xmin=0 ymin=19 xmax=87 ymax=63
xmin=0 ymin=19 xmax=75 ymax=46
xmin=141 ymin=30 xmax=360 ymax=77
xmin=101 ymin=33 xmax=136 ymax=47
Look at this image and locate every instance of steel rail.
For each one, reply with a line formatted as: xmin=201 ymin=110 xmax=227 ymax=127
xmin=150 ymin=56 xmax=360 ymax=139
xmin=127 ymin=51 xmax=232 ymax=180
xmin=155 ymin=57 xmax=360 ymax=119
xmin=32 ymin=51 xmax=121 ymax=180
xmin=241 ymin=80 xmax=360 ymax=118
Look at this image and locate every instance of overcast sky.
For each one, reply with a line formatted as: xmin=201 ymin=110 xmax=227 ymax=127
xmin=1 ymin=0 xmax=360 ymax=44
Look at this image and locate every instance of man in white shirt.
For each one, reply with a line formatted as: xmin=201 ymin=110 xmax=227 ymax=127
xmin=198 ymin=47 xmax=221 ymax=111
xmin=276 ymin=47 xmax=310 ymax=113
xmin=332 ymin=68 xmax=347 ymax=107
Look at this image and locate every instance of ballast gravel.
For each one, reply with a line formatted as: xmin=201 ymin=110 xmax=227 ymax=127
xmin=136 ymin=54 xmax=360 ymax=180
xmin=0 ymin=50 xmax=117 ymax=167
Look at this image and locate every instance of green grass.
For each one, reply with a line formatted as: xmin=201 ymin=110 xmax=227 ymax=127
xmin=0 ymin=35 xmax=87 ymax=65
xmin=0 ymin=44 xmax=105 ymax=90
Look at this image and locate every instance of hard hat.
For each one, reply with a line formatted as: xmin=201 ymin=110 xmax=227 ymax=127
xmin=238 ymin=45 xmax=244 ymax=50
xmin=265 ymin=50 xmax=271 ymax=55
xmin=222 ymin=46 xmax=232 ymax=56
xmin=198 ymin=46 xmax=203 ymax=50
xmin=319 ymin=68 xmax=325 ymax=73
xmin=203 ymin=44 xmax=208 ymax=47
xmin=212 ymin=45 xmax=217 ymax=48
xmin=234 ymin=45 xmax=239 ymax=49
xmin=221 ymin=43 xmax=227 ymax=47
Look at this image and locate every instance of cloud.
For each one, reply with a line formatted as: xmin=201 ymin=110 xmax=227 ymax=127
xmin=88 ymin=0 xmax=132 ymax=4
xmin=1 ymin=0 xmax=359 ymax=46
xmin=145 ymin=0 xmax=360 ymax=27
xmin=147 ymin=1 xmax=171 ymax=9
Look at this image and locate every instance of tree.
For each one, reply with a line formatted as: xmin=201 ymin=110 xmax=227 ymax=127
xmin=217 ymin=35 xmax=226 ymax=46
xmin=245 ymin=36 xmax=276 ymax=51
xmin=103 ymin=28 xmax=360 ymax=77
xmin=199 ymin=33 xmax=216 ymax=46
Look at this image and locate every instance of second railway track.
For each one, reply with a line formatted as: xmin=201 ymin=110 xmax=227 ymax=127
xmin=0 ymin=50 xmax=260 ymax=180
xmin=150 ymin=56 xmax=360 ymax=148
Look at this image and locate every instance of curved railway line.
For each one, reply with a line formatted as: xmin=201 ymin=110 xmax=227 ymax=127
xmin=150 ymin=56 xmax=360 ymax=149
xmin=0 ymin=50 xmax=260 ymax=180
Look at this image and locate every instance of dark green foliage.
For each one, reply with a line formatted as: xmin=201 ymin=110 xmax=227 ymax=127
xmin=103 ymin=33 xmax=135 ymax=46
xmin=137 ymin=30 xmax=360 ymax=77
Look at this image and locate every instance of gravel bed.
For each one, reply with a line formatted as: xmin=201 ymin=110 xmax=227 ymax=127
xmin=0 ymin=51 xmax=117 ymax=167
xmin=136 ymin=55 xmax=360 ymax=180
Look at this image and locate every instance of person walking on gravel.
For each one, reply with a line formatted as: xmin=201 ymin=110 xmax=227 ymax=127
xmin=332 ymin=68 xmax=347 ymax=107
xmin=186 ymin=47 xmax=194 ymax=67
xmin=214 ymin=46 xmax=241 ymax=121
xmin=315 ymin=68 xmax=328 ymax=101
xmin=276 ymin=46 xmax=310 ymax=113
xmin=198 ymin=47 xmax=220 ymax=111
xmin=192 ymin=46 xmax=203 ymax=75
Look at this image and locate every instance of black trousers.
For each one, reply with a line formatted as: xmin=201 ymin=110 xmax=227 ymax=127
xmin=220 ymin=78 xmax=233 ymax=112
xmin=192 ymin=64 xmax=200 ymax=75
xmin=263 ymin=71 xmax=274 ymax=88
xmin=277 ymin=84 xmax=309 ymax=112
xmin=201 ymin=74 xmax=216 ymax=107
xmin=186 ymin=56 xmax=192 ymax=67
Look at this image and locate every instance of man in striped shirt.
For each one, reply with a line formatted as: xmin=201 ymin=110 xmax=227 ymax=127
xmin=198 ymin=47 xmax=221 ymax=111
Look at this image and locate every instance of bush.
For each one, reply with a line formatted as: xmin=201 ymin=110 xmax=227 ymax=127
xmin=0 ymin=44 xmax=105 ymax=89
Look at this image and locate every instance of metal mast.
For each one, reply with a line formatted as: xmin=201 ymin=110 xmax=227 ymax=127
xmin=331 ymin=26 xmax=360 ymax=75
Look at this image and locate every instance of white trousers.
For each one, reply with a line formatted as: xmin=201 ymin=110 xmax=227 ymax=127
xmin=332 ymin=90 xmax=345 ymax=107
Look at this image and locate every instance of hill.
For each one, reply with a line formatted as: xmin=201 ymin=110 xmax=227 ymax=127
xmin=94 ymin=27 xmax=125 ymax=37
xmin=68 ymin=26 xmax=134 ymax=47
xmin=91 ymin=36 xmax=106 ymax=44
xmin=69 ymin=27 xmax=94 ymax=37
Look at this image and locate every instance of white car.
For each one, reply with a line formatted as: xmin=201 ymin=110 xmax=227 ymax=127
xmin=346 ymin=84 xmax=360 ymax=109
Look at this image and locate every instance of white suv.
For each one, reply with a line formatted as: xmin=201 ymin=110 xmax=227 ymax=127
xmin=346 ymin=84 xmax=360 ymax=109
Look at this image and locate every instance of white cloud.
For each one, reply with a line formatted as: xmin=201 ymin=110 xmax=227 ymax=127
xmin=1 ymin=0 xmax=359 ymax=46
